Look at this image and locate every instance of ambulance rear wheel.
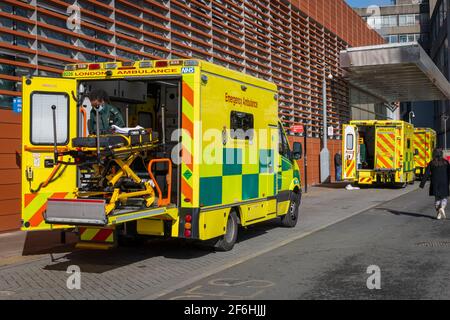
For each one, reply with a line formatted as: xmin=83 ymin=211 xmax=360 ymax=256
xmin=395 ymin=182 xmax=407 ymax=189
xmin=281 ymin=191 xmax=301 ymax=228
xmin=214 ymin=211 xmax=238 ymax=252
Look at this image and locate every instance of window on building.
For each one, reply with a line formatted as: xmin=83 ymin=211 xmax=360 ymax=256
xmin=367 ymin=15 xmax=382 ymax=29
xmin=399 ymin=14 xmax=419 ymax=27
xmin=384 ymin=34 xmax=399 ymax=43
xmin=381 ymin=15 xmax=398 ymax=27
xmin=399 ymin=34 xmax=416 ymax=43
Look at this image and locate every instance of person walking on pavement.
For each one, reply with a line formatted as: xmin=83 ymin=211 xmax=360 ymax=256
xmin=334 ymin=151 xmax=342 ymax=182
xmin=420 ymin=148 xmax=450 ymax=220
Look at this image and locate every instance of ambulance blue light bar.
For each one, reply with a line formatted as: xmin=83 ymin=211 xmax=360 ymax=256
xmin=105 ymin=63 xmax=118 ymax=69
xmin=64 ymin=64 xmax=76 ymax=71
xmin=184 ymin=60 xmax=199 ymax=66
xmin=139 ymin=61 xmax=153 ymax=68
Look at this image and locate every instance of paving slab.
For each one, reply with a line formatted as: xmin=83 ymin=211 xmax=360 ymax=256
xmin=0 ymin=184 xmax=418 ymax=300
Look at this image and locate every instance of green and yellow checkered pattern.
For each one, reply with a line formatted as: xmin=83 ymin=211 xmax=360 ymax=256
xmin=199 ymin=148 xmax=298 ymax=207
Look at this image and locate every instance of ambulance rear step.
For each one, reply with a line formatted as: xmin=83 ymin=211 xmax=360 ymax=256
xmin=44 ymin=198 xmax=171 ymax=226
xmin=374 ymin=168 xmax=397 ymax=172
xmin=44 ymin=198 xmax=107 ymax=226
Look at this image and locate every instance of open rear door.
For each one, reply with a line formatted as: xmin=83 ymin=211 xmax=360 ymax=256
xmin=21 ymin=77 xmax=78 ymax=231
xmin=414 ymin=131 xmax=427 ymax=169
xmin=343 ymin=124 xmax=357 ymax=180
xmin=375 ymin=126 xmax=397 ymax=171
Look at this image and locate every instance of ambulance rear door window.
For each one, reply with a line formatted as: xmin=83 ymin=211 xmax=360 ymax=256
xmin=30 ymin=92 xmax=69 ymax=145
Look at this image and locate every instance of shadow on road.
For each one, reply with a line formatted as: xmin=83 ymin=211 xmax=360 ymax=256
xmin=38 ymin=218 xmax=285 ymax=274
xmin=21 ymin=230 xmax=78 ymax=256
xmin=237 ymin=220 xmax=280 ymax=243
xmin=42 ymin=238 xmax=212 ymax=274
xmin=376 ymin=208 xmax=435 ymax=220
xmin=316 ymin=182 xmax=348 ymax=189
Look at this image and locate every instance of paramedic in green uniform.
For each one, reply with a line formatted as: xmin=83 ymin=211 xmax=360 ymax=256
xmin=88 ymin=89 xmax=125 ymax=135
xmin=359 ymin=137 xmax=368 ymax=169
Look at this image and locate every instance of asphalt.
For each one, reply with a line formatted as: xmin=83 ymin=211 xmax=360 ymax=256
xmin=0 ymin=184 xmax=419 ymax=300
xmin=161 ymin=187 xmax=450 ymax=300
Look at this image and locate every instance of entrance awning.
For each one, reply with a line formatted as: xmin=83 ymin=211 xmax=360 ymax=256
xmin=340 ymin=43 xmax=450 ymax=103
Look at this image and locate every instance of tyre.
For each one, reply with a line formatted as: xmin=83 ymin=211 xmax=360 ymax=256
xmin=214 ymin=210 xmax=239 ymax=252
xmin=395 ymin=182 xmax=407 ymax=189
xmin=281 ymin=191 xmax=301 ymax=228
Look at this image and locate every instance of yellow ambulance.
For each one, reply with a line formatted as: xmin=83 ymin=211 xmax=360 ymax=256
xmin=20 ymin=59 xmax=302 ymax=251
xmin=342 ymin=120 xmax=415 ymax=186
xmin=414 ymin=128 xmax=436 ymax=178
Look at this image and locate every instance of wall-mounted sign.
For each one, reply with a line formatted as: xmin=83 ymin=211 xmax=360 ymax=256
xmin=328 ymin=126 xmax=334 ymax=137
xmin=13 ymin=97 xmax=22 ymax=113
xmin=291 ymin=125 xmax=304 ymax=134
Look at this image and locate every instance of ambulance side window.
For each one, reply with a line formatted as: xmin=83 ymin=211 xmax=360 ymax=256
xmin=230 ymin=111 xmax=254 ymax=140
xmin=31 ymin=93 xmax=69 ymax=145
xmin=278 ymin=124 xmax=291 ymax=159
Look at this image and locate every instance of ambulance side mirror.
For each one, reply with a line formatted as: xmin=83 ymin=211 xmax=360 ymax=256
xmin=292 ymin=142 xmax=302 ymax=160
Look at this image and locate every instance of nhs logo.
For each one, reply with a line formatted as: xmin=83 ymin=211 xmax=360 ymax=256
xmin=181 ymin=67 xmax=195 ymax=74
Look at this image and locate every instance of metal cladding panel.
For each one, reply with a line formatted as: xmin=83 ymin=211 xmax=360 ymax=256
xmin=341 ymin=43 xmax=450 ymax=102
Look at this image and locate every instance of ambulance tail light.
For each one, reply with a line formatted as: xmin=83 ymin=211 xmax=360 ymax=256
xmin=64 ymin=64 xmax=76 ymax=71
xmin=184 ymin=214 xmax=192 ymax=238
xmin=184 ymin=60 xmax=199 ymax=66
xmin=155 ymin=61 xmax=168 ymax=68
xmin=89 ymin=64 xmax=101 ymax=70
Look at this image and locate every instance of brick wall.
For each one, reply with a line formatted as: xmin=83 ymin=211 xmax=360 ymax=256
xmin=0 ymin=109 xmax=21 ymax=232
xmin=289 ymin=136 xmax=343 ymax=187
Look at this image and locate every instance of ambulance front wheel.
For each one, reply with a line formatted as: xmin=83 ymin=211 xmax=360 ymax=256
xmin=214 ymin=210 xmax=239 ymax=252
xmin=281 ymin=191 xmax=301 ymax=228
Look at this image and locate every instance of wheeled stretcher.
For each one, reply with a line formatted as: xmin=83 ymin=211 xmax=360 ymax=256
xmin=44 ymin=129 xmax=173 ymax=226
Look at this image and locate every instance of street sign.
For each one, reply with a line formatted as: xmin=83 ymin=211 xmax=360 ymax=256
xmin=13 ymin=97 xmax=22 ymax=113
xmin=328 ymin=126 xmax=334 ymax=137
xmin=291 ymin=125 xmax=304 ymax=134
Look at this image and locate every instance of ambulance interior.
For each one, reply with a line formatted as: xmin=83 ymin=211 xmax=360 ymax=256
xmin=357 ymin=126 xmax=375 ymax=170
xmin=80 ymin=79 xmax=181 ymax=207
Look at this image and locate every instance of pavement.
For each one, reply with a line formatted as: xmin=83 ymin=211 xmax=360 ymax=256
xmin=160 ymin=186 xmax=450 ymax=300
xmin=0 ymin=183 xmax=418 ymax=300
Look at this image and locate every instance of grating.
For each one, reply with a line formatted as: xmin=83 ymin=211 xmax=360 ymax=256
xmin=416 ymin=241 xmax=450 ymax=248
